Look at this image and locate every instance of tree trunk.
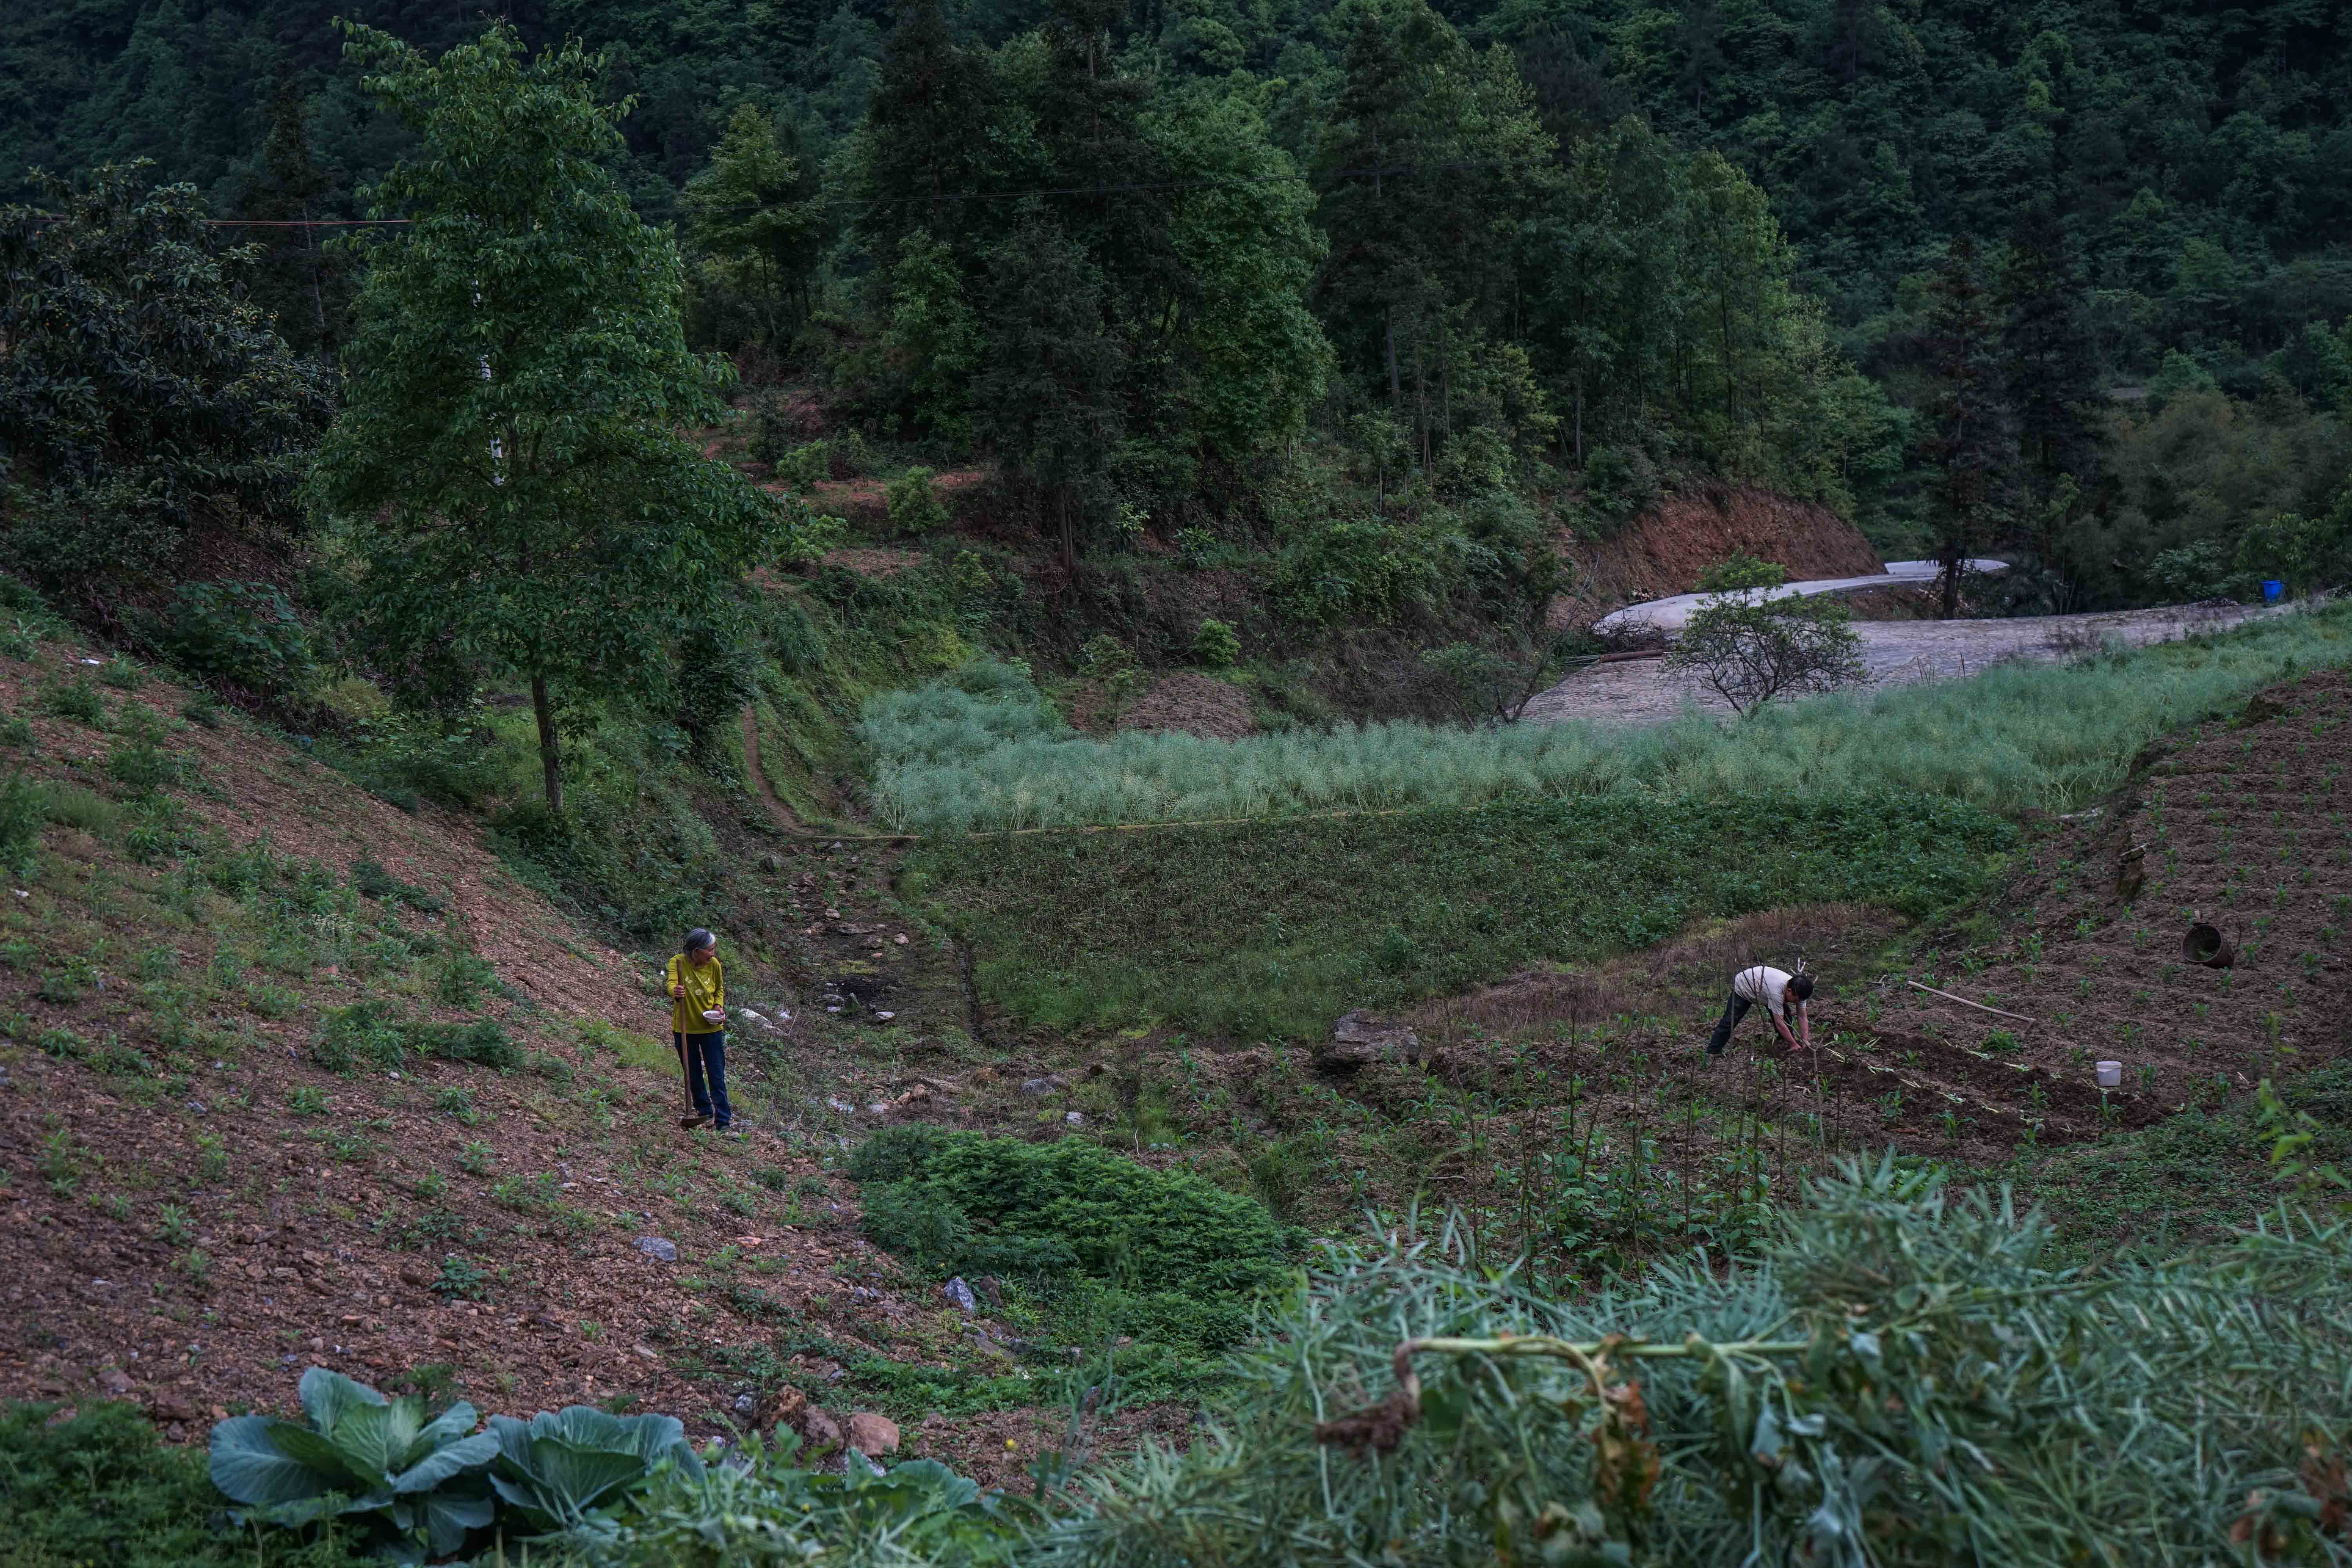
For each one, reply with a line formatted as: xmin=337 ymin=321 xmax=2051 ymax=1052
xmin=531 ymin=674 xmax=563 ymax=814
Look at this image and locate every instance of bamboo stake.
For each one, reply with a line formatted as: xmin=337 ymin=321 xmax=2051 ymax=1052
xmin=1906 ymin=980 xmax=2037 ymax=1024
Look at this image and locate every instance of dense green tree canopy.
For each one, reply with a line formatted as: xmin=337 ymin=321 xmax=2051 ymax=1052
xmin=0 ymin=162 xmax=336 ymax=609
xmin=8 ymin=0 xmax=2351 ymax=605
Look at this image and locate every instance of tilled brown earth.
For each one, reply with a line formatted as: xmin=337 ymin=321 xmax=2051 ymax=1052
xmin=1745 ymin=666 xmax=2349 ymax=1161
xmin=1390 ymin=670 xmax=2351 ymax=1172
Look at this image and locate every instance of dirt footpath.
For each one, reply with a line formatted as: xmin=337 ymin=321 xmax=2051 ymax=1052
xmin=1524 ymin=602 xmax=2273 ymax=725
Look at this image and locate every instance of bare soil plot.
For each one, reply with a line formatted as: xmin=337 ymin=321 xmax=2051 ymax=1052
xmin=1524 ymin=603 xmax=2274 ymax=726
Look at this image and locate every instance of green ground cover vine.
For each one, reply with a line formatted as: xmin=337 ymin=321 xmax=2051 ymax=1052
xmin=909 ymin=791 xmax=2010 ymax=1038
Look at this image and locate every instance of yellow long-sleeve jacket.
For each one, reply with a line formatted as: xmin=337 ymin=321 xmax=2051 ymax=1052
xmin=666 ymin=953 xmax=725 ymax=1036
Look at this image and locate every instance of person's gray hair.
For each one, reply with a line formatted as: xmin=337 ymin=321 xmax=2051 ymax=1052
xmin=684 ymin=928 xmax=715 ymax=955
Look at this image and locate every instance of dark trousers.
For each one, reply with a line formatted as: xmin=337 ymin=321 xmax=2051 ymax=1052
xmin=1706 ymin=993 xmax=1752 ymax=1056
xmin=675 ymin=1031 xmax=730 ymax=1126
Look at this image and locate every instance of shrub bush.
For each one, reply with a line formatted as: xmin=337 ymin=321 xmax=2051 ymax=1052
xmin=0 ymin=769 xmax=42 ymax=873
xmin=414 ymin=1019 xmax=520 ymax=1071
xmin=1267 ymin=518 xmax=1449 ymax=629
xmin=772 ymin=439 xmax=833 ymax=490
xmin=349 ymin=858 xmax=445 ymax=913
xmin=1192 ymin=618 xmax=1241 ymax=668
xmin=343 ymin=714 xmax=507 ymax=810
xmin=884 ymin=467 xmax=950 ymax=534
xmin=312 ymin=1002 xmax=410 ymax=1072
xmin=107 ymin=739 xmax=180 ymax=797
xmin=38 ymin=675 xmax=104 ymax=726
xmin=1695 ymin=549 xmax=1790 ymax=592
xmin=1666 ymin=592 xmax=1867 ymax=715
xmin=153 ymin=580 xmax=318 ymax=696
xmin=849 ymin=1129 xmax=1293 ymax=1348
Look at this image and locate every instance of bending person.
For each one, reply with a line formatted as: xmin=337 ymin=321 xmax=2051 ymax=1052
xmin=1706 ymin=964 xmax=1812 ymax=1057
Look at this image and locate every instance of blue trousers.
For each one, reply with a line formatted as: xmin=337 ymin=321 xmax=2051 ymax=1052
xmin=675 ymin=1031 xmax=730 ymax=1127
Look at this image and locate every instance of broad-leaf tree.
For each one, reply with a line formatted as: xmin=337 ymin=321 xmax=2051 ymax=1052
xmin=0 ymin=162 xmax=336 ymax=612
xmin=312 ymin=23 xmax=820 ymax=813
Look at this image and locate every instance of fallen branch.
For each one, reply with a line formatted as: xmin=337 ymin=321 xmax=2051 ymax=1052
xmin=1313 ymin=1331 xmax=1811 ymax=1455
xmin=1906 ymin=980 xmax=2037 ymax=1024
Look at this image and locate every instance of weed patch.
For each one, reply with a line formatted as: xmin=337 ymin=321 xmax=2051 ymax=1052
xmin=0 ymin=1401 xmax=374 ymax=1566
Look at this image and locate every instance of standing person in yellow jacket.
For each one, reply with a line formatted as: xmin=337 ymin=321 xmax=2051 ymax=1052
xmin=667 ymin=928 xmax=732 ymax=1132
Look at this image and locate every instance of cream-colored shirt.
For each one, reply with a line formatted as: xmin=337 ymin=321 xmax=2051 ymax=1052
xmin=1733 ymin=965 xmax=1798 ymax=1016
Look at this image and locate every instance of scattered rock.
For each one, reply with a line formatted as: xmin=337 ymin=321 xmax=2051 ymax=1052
xmin=846 ymin=1412 xmax=900 ymax=1457
xmin=973 ymin=1276 xmax=1004 ymax=1308
xmin=760 ymin=1386 xmax=809 ymax=1432
xmin=942 ymin=1276 xmax=979 ymax=1314
xmin=800 ymin=1408 xmax=844 ymax=1452
xmin=734 ymin=1393 xmax=757 ymax=1415
xmin=633 ymin=1237 xmax=678 ymax=1263
xmin=1064 ymin=1110 xmax=1085 ymax=1125
xmin=97 ymin=1368 xmax=133 ymax=1396
xmin=1320 ymin=1011 xmax=1421 ymax=1068
xmin=894 ymin=934 xmax=909 ymax=945
xmin=1019 ymin=1075 xmax=1067 ymax=1096
xmin=759 ymin=853 xmax=783 ymax=873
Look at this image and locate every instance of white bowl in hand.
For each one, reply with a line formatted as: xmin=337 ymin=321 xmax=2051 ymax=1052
xmin=702 ymin=1008 xmax=726 ymax=1025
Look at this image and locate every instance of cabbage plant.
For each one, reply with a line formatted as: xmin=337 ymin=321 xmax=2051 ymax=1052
xmin=486 ymin=1405 xmax=705 ymax=1534
xmin=208 ymin=1367 xmax=498 ymax=1564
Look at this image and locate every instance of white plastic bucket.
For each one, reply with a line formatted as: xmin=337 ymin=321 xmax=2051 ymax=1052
xmin=2094 ymin=1060 xmax=2123 ymax=1089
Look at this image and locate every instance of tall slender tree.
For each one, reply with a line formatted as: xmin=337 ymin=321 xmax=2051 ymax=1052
xmin=239 ymin=78 xmax=350 ymax=354
xmin=1917 ymin=236 xmax=2007 ymax=618
xmin=681 ymin=103 xmax=827 ymax=356
xmin=973 ymin=217 xmax=1125 ymax=571
xmin=312 ymin=24 xmax=820 ymax=813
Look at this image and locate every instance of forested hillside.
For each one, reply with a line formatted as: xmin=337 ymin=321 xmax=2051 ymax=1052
xmin=7 ymin=0 xmax=2352 ymax=605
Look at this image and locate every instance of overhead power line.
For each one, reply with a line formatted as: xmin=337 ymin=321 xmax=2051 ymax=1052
xmin=16 ymin=153 xmax=1552 ymax=227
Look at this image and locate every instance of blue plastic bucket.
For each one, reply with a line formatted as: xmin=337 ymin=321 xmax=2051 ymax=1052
xmin=2262 ymin=580 xmax=2283 ymax=603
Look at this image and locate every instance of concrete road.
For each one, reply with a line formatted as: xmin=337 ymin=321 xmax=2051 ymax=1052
xmin=1592 ymin=558 xmax=2011 ymax=638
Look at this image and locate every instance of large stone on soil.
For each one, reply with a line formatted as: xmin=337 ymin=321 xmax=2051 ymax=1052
xmin=847 ymin=1412 xmax=900 ymax=1457
xmin=799 ymin=1408 xmax=843 ymax=1452
xmin=633 ymin=1236 xmax=678 ymax=1262
xmin=1320 ymin=1011 xmax=1420 ymax=1067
